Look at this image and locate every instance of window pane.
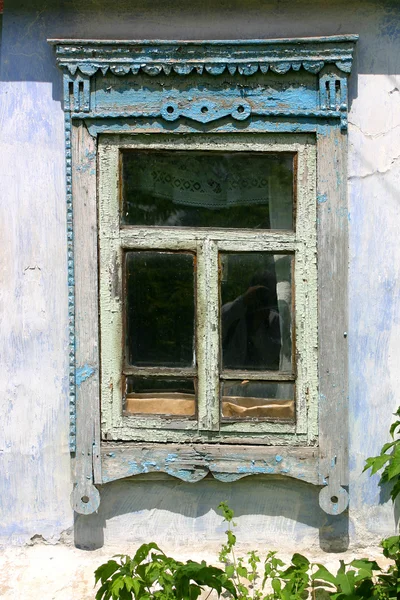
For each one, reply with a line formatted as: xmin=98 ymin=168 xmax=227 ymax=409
xmin=125 ymin=251 xmax=195 ymax=367
xmin=122 ymin=151 xmax=294 ymax=229
xmin=221 ymin=253 xmax=293 ymax=371
xmin=221 ymin=380 xmax=294 ymax=420
xmin=125 ymin=376 xmax=195 ymax=417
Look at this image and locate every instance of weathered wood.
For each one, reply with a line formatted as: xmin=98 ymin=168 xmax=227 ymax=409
xmin=99 ymin=134 xmax=318 ymax=445
xmin=101 ymin=442 xmax=319 ymax=485
xmin=221 ymin=370 xmax=295 ymax=381
xmin=70 ymin=122 xmax=101 ymax=512
xmin=197 ymin=238 xmax=220 ymax=431
xmin=53 ymin=38 xmax=357 ymax=515
xmin=123 ymin=366 xmax=197 ymax=377
xmin=317 ymin=125 xmax=349 ymax=513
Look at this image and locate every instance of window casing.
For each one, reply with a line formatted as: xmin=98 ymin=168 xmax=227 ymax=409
xmin=50 ymin=36 xmax=357 ymax=516
xmin=99 ymin=134 xmax=317 ymax=445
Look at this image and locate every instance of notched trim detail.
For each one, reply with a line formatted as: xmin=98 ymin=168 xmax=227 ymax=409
xmin=100 ymin=443 xmax=319 ymax=486
xmin=49 ymin=36 xmax=358 ymax=78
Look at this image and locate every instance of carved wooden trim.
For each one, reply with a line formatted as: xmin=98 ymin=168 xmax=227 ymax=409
xmin=50 ymin=36 xmax=357 ymax=515
xmin=50 ymin=36 xmax=358 ymax=77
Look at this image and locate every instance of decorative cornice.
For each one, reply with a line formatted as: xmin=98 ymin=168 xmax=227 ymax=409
xmin=49 ymin=36 xmax=358 ymax=78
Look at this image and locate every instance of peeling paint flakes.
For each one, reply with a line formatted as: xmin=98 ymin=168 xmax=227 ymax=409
xmin=75 ymin=364 xmax=96 ymax=386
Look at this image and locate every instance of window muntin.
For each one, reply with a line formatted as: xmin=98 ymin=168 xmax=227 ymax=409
xmin=99 ymin=134 xmax=317 ymax=444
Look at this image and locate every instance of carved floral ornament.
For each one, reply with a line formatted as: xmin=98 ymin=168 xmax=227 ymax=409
xmin=49 ymin=36 xmax=357 ymax=516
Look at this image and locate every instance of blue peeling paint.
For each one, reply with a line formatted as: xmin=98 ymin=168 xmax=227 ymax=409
xmin=166 ymin=453 xmax=178 ymax=462
xmin=75 ymin=364 xmax=95 ymax=386
xmin=237 ymin=465 xmax=274 ymax=474
xmin=275 ymin=455 xmax=283 ymax=463
xmin=317 ymin=193 xmax=328 ymax=204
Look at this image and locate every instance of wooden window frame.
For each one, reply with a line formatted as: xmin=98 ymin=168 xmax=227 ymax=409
xmin=99 ymin=134 xmax=317 ymax=444
xmin=49 ymin=36 xmax=357 ymax=516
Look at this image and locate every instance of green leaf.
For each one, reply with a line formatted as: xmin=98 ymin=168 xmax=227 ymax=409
xmin=227 ymin=530 xmax=236 ymax=546
xmin=389 ymin=420 xmax=400 ymax=439
xmin=133 ymin=543 xmax=162 ymax=566
xmin=387 ymin=451 xmax=400 ymax=481
xmin=225 ymin=564 xmax=235 ymax=578
xmin=237 ymin=565 xmax=248 ymax=578
xmin=381 ymin=441 xmax=397 ymax=453
xmin=95 ymin=560 xmax=121 ymax=584
xmin=271 ymin=579 xmax=281 ymax=593
xmin=110 ymin=576 xmax=126 ymax=598
xmin=390 ymin=478 xmax=400 ymax=502
xmin=291 ymin=553 xmax=310 ymax=569
xmin=335 ymin=569 xmax=355 ymax=595
xmin=312 ymin=565 xmax=337 ymax=586
xmin=218 ymin=501 xmax=235 ymax=522
xmin=381 ymin=535 xmax=400 ymax=559
xmin=350 ymin=558 xmax=379 ymax=577
xmin=312 ymin=580 xmax=335 ymax=589
xmin=363 ymin=454 xmax=391 ymax=475
xmin=95 ymin=581 xmax=112 ymax=600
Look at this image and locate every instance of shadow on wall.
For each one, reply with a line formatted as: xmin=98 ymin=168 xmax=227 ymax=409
xmin=2 ymin=0 xmax=399 ymax=551
xmin=74 ymin=476 xmax=349 ymax=553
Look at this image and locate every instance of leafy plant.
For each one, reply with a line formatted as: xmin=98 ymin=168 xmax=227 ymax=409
xmin=95 ymin=541 xmax=236 ymax=600
xmin=363 ymin=407 xmax=400 ymax=502
xmin=94 ymin=504 xmax=400 ymax=600
xmin=217 ymin=501 xmax=393 ymax=600
xmin=95 ymin=403 xmax=400 ymax=600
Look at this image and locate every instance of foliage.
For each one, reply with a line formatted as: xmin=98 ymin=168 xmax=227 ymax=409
xmin=217 ymin=501 xmax=398 ymax=600
xmin=363 ymin=407 xmax=400 ymax=503
xmin=95 ymin=503 xmax=400 ymax=600
xmin=95 ymin=408 xmax=400 ymax=599
xmin=95 ymin=542 xmax=236 ymax=600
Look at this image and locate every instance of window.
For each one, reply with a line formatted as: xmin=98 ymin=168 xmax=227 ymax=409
xmin=99 ymin=135 xmax=317 ymax=445
xmin=51 ymin=35 xmax=357 ymax=515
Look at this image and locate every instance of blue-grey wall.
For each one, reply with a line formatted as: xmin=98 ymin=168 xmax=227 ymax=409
xmin=1 ymin=0 xmax=400 ymax=553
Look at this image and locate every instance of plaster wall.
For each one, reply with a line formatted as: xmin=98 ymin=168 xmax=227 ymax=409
xmin=0 ymin=0 xmax=400 ymax=558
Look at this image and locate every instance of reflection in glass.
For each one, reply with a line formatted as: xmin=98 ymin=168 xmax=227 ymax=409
xmin=125 ymin=252 xmax=195 ymax=367
xmin=122 ymin=151 xmax=294 ymax=229
xmin=221 ymin=380 xmax=294 ymax=420
xmin=221 ymin=253 xmax=292 ymax=371
xmin=125 ymin=377 xmax=195 ymax=416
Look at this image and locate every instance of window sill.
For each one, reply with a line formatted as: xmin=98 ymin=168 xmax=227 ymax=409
xmin=99 ymin=442 xmax=319 ymax=485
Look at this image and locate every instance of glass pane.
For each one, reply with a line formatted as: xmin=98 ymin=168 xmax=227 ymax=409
xmin=125 ymin=377 xmax=195 ymax=417
xmin=122 ymin=151 xmax=294 ymax=229
xmin=221 ymin=380 xmax=294 ymax=420
xmin=221 ymin=253 xmax=293 ymax=371
xmin=125 ymin=251 xmax=195 ymax=367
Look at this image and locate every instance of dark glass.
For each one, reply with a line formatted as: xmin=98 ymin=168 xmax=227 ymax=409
xmin=125 ymin=376 xmax=195 ymax=416
xmin=122 ymin=151 xmax=294 ymax=229
xmin=221 ymin=380 xmax=294 ymax=420
xmin=220 ymin=253 xmax=292 ymax=371
xmin=125 ymin=251 xmax=195 ymax=367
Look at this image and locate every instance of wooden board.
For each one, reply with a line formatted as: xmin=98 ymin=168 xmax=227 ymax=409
xmin=70 ymin=122 xmax=101 ymax=514
xmin=317 ymin=124 xmax=349 ymax=514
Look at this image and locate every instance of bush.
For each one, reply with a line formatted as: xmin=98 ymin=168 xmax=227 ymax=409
xmin=95 ymin=409 xmax=400 ymax=599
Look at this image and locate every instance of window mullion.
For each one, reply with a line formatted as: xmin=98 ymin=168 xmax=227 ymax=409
xmin=197 ymin=238 xmax=220 ymax=431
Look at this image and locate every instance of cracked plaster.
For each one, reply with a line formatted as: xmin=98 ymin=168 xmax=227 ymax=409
xmin=1 ymin=0 xmax=400 ymax=582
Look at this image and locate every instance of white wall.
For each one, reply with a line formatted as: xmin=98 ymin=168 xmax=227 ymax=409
xmin=1 ymin=0 xmax=399 ymax=553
